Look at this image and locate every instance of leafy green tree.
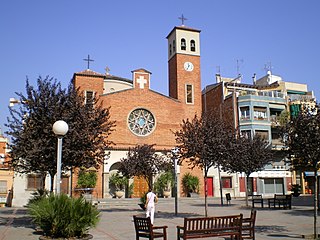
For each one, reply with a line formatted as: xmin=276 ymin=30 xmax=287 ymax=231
xmin=174 ymin=113 xmax=233 ymax=216
xmin=284 ymin=104 xmax=320 ymax=238
xmin=6 ymin=76 xmax=115 ymax=191
xmin=118 ymin=144 xmax=172 ymax=191
xmin=225 ymin=135 xmax=273 ymax=206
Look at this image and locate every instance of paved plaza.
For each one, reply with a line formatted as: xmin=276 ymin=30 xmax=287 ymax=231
xmin=0 ymin=195 xmax=318 ymax=239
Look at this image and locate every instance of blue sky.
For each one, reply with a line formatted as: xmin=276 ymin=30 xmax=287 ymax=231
xmin=1 ymin=1 xmax=320 ymax=134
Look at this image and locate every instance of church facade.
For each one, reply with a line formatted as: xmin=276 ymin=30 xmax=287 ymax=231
xmin=72 ymin=25 xmax=204 ymax=198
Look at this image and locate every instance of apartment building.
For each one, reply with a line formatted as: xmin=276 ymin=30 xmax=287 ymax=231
xmin=0 ymin=129 xmax=13 ymax=206
xmin=203 ymin=70 xmax=315 ymax=197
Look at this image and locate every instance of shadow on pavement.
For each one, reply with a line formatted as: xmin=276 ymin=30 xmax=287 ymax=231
xmin=156 ymin=211 xmax=201 ymax=219
xmin=192 ymin=203 xmax=237 ymax=207
xmin=266 ymin=234 xmax=302 ymax=238
xmin=100 ymin=208 xmax=137 ymax=212
xmin=0 ymin=215 xmax=34 ymax=229
xmin=0 ymin=208 xmax=28 ymax=215
xmin=256 ymin=225 xmax=287 ymax=234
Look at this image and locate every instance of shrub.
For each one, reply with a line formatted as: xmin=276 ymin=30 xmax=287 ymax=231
xmin=28 ymin=193 xmax=100 ymax=238
xmin=127 ymin=182 xmax=134 ymax=198
xmin=77 ymin=169 xmax=97 ymax=188
xmin=109 ymin=172 xmax=128 ymax=191
xmin=27 ymin=188 xmax=50 ymax=205
xmin=154 ymin=171 xmax=174 ymax=195
xmin=182 ymin=173 xmax=199 ymax=194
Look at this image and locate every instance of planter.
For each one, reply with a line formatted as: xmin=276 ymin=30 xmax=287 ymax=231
xmin=115 ymin=190 xmax=125 ymax=198
xmin=188 ymin=192 xmax=199 ymax=198
xmin=163 ymin=190 xmax=171 ymax=198
xmin=39 ymin=234 xmax=93 ymax=240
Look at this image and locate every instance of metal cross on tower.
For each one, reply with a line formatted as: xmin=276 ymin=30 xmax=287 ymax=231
xmin=179 ymin=14 xmax=188 ymax=26
xmin=83 ymin=54 xmax=94 ymax=69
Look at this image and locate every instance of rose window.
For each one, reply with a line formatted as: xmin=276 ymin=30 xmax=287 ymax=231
xmin=128 ymin=108 xmax=155 ymax=136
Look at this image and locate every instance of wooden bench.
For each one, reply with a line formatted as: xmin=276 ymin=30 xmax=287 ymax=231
xmin=250 ymin=194 xmax=264 ymax=208
xmin=133 ymin=215 xmax=168 ymax=240
xmin=268 ymin=194 xmax=292 ymax=209
xmin=177 ymin=214 xmax=243 ymax=239
xmin=242 ymin=209 xmax=257 ymax=239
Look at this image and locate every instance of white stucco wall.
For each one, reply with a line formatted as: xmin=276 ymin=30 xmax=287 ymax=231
xmin=12 ymin=173 xmax=51 ymax=207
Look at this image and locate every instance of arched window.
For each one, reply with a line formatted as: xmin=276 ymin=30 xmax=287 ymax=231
xmin=173 ymin=40 xmax=176 ymax=52
xmin=190 ymin=40 xmax=196 ymax=52
xmin=181 ymin=38 xmax=186 ymax=50
xmin=169 ymin=44 xmax=172 ymax=55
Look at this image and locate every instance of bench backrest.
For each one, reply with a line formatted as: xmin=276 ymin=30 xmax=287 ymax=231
xmin=251 ymin=194 xmax=262 ymax=200
xmin=274 ymin=194 xmax=292 ymax=200
xmin=183 ymin=214 xmax=243 ymax=233
xmin=133 ymin=215 xmax=152 ymax=233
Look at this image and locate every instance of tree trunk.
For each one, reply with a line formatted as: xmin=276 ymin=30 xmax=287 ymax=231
xmin=204 ymin=174 xmax=208 ymax=217
xmin=41 ymin=173 xmax=46 ymax=190
xmin=50 ymin=174 xmax=54 ymax=192
xmin=245 ymin=174 xmax=249 ymax=207
xmin=147 ymin=175 xmax=153 ymax=190
xmin=218 ymin=165 xmax=224 ymax=206
xmin=70 ymin=169 xmax=73 ymax=197
xmin=313 ymin=169 xmax=318 ymax=239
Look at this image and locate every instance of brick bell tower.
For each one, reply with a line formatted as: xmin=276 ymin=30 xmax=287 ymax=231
xmin=167 ymin=23 xmax=204 ymax=197
xmin=166 ymin=24 xmax=202 ymax=115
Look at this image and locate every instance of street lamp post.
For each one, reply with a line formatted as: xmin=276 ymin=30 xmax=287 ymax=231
xmin=52 ymin=120 xmax=68 ymax=195
xmin=172 ymin=147 xmax=179 ymax=216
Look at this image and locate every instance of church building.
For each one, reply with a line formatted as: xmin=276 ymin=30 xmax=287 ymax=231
xmin=72 ymin=24 xmax=204 ymax=198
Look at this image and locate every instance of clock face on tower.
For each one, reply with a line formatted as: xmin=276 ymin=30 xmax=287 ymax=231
xmin=184 ymin=62 xmax=194 ymax=72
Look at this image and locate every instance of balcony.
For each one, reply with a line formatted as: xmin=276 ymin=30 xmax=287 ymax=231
xmin=238 ymin=90 xmax=286 ymax=105
xmin=288 ymin=94 xmax=314 ymax=102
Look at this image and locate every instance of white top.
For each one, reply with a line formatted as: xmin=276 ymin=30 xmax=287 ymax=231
xmin=146 ymin=191 xmax=156 ymax=207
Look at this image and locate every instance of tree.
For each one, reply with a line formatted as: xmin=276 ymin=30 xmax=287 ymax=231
xmin=5 ymin=76 xmax=115 ymax=191
xmin=284 ymin=104 xmax=320 ymax=239
xmin=225 ymin=135 xmax=273 ymax=206
xmin=174 ymin=113 xmax=233 ymax=217
xmin=118 ymin=144 xmax=172 ymax=191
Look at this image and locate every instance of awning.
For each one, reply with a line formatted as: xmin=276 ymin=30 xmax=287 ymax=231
xmin=269 ymin=104 xmax=285 ymax=110
xmin=304 ymin=172 xmax=320 ymax=176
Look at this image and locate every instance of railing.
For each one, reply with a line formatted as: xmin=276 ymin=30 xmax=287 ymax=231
xmin=239 ymin=90 xmax=285 ymax=99
xmin=288 ymin=94 xmax=314 ymax=102
xmin=254 ymin=116 xmax=267 ymax=121
xmin=240 ymin=116 xmax=250 ymax=121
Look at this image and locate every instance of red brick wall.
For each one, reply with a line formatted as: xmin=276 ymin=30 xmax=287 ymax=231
xmin=169 ymin=54 xmax=202 ymax=116
xmin=202 ymin=83 xmax=238 ymax=132
xmin=223 ymin=95 xmax=237 ymax=129
xmin=202 ymin=83 xmax=223 ymax=115
xmin=73 ymin=74 xmax=104 ymax=98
